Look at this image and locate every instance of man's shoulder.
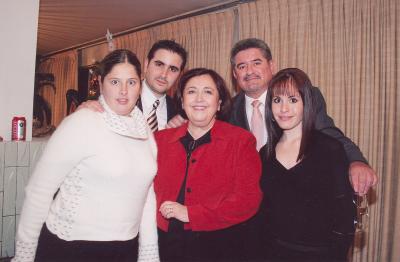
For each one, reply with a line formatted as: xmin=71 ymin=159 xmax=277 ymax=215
xmin=214 ymin=120 xmax=253 ymax=139
xmin=228 ymin=91 xmax=248 ymax=129
xmin=165 ymin=94 xmax=174 ymax=104
xmin=232 ymin=91 xmax=245 ymax=106
xmin=230 ymin=91 xmax=245 ymax=117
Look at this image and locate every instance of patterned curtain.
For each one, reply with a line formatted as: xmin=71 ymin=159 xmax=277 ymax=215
xmin=238 ymin=0 xmax=399 ymax=261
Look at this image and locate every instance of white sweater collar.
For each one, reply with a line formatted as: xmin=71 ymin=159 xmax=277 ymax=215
xmin=99 ymin=95 xmax=148 ymax=139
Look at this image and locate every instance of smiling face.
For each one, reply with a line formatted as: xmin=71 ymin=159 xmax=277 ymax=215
xmin=100 ymin=62 xmax=141 ymax=116
xmin=144 ymin=49 xmax=183 ymax=97
xmin=233 ymin=48 xmax=276 ymax=98
xmin=182 ymin=74 xmax=221 ymax=130
xmin=271 ymin=87 xmax=304 ymax=133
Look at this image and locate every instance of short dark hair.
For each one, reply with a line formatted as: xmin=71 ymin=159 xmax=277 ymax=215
xmin=265 ymin=68 xmax=316 ymax=161
xmin=99 ymin=49 xmax=141 ymax=83
xmin=175 ymin=68 xmax=232 ymax=121
xmin=147 ymin=40 xmax=187 ymax=70
xmin=230 ymin=38 xmax=273 ymax=66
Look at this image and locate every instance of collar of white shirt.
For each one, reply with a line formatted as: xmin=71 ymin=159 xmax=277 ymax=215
xmin=141 ymin=80 xmax=168 ymax=130
xmin=245 ymin=89 xmax=268 ymax=122
xmin=244 ymin=89 xmax=268 ymax=147
xmin=141 ymin=80 xmax=167 ymax=114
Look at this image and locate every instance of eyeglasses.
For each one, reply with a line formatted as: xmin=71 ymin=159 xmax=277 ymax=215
xmin=353 ymin=194 xmax=369 ymax=231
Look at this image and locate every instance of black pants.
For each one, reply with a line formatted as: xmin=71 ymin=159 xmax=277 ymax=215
xmin=35 ymin=223 xmax=138 ymax=262
xmin=261 ymin=237 xmax=349 ymax=262
xmin=158 ymin=227 xmax=243 ymax=262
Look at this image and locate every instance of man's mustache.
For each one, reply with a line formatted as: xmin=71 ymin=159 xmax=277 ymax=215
xmin=156 ymin=76 xmax=168 ymax=82
xmin=244 ymin=74 xmax=260 ymax=81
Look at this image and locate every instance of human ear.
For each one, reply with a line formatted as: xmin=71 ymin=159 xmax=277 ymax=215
xmin=269 ymin=60 xmax=277 ymax=74
xmin=144 ymin=59 xmax=149 ymax=73
xmin=232 ymin=69 xmax=238 ymax=80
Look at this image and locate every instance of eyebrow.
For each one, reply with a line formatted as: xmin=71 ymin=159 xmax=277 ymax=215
xmin=154 ymin=59 xmax=180 ymax=71
xmin=108 ymin=77 xmax=139 ymax=80
xmin=236 ymin=58 xmax=263 ymax=67
xmin=272 ymin=94 xmax=300 ymax=98
xmin=154 ymin=60 xmax=165 ymax=66
xmin=169 ymin=65 xmax=180 ymax=71
xmin=186 ymin=86 xmax=213 ymax=89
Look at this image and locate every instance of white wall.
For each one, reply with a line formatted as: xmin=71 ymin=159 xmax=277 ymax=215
xmin=0 ymin=1 xmax=40 ymax=141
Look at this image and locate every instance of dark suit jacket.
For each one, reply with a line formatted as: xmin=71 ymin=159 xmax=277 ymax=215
xmin=136 ymin=95 xmax=176 ymax=122
xmin=229 ymin=87 xmax=367 ymax=163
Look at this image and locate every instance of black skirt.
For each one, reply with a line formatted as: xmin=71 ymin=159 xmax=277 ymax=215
xmin=35 ymin=223 xmax=138 ymax=262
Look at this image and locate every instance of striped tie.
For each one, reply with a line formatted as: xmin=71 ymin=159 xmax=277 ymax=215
xmin=147 ymin=100 xmax=160 ymax=132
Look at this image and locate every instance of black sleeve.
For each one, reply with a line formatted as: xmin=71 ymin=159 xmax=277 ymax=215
xmin=329 ymin=139 xmax=356 ymax=257
xmin=312 ymin=86 xmax=368 ymax=164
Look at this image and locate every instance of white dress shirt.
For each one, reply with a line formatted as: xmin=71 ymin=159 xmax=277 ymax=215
xmin=245 ymin=89 xmax=268 ymax=148
xmin=142 ymin=80 xmax=168 ymax=130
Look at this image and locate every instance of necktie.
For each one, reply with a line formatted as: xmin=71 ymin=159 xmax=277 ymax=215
xmin=251 ymin=100 xmax=264 ymax=151
xmin=147 ymin=100 xmax=160 ymax=132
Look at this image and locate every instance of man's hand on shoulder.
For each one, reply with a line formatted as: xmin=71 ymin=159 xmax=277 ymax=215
xmin=165 ymin=114 xmax=187 ymax=129
xmin=76 ymin=100 xmax=104 ymax=112
xmin=349 ymin=161 xmax=378 ymax=195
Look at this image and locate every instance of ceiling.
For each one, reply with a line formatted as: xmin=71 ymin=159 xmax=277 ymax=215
xmin=37 ymin=0 xmax=237 ymax=56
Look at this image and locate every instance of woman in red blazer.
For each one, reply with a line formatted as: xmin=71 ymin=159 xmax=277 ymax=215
xmin=154 ymin=68 xmax=262 ymax=261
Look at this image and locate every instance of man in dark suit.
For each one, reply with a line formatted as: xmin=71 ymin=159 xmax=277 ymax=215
xmin=139 ymin=40 xmax=187 ymax=130
xmin=79 ymin=40 xmax=187 ymax=131
xmin=229 ymin=38 xmax=377 ymax=194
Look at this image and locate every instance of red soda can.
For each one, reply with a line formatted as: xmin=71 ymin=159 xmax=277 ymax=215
xmin=12 ymin=117 xmax=26 ymax=141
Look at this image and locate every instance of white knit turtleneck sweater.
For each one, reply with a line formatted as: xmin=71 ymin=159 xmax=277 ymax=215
xmin=13 ymin=96 xmax=159 ymax=261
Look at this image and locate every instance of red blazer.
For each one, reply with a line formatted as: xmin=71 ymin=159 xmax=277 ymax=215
xmin=154 ymin=120 xmax=262 ymax=232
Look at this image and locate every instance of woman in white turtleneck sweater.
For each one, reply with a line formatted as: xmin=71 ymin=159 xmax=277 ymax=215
xmin=13 ymin=49 xmax=159 ymax=262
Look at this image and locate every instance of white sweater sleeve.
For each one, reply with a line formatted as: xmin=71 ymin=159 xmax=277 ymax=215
xmin=12 ymin=110 xmax=93 ymax=262
xmin=138 ymin=183 xmax=160 ymax=262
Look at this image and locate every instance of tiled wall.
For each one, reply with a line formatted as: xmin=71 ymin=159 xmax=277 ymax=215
xmin=0 ymin=140 xmax=48 ymax=258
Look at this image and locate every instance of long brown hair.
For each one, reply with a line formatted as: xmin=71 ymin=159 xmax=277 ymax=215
xmin=265 ymin=68 xmax=316 ymax=161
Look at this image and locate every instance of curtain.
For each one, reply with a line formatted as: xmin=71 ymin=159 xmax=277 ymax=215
xmin=37 ymin=50 xmax=78 ymax=126
xmin=37 ymin=9 xmax=235 ymax=126
xmin=113 ymin=9 xmax=235 ymax=94
xmin=238 ymin=0 xmax=399 ymax=261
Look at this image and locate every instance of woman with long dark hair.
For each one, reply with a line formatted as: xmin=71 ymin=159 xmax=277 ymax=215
xmin=259 ymin=68 xmax=355 ymax=261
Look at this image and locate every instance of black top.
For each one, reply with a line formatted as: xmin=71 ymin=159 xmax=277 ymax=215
xmin=259 ymin=130 xmax=355 ymax=247
xmin=168 ymin=130 xmax=211 ymax=233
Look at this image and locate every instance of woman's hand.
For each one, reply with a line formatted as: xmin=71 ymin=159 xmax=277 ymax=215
xmin=165 ymin=114 xmax=187 ymax=128
xmin=160 ymin=201 xmax=189 ymax=223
